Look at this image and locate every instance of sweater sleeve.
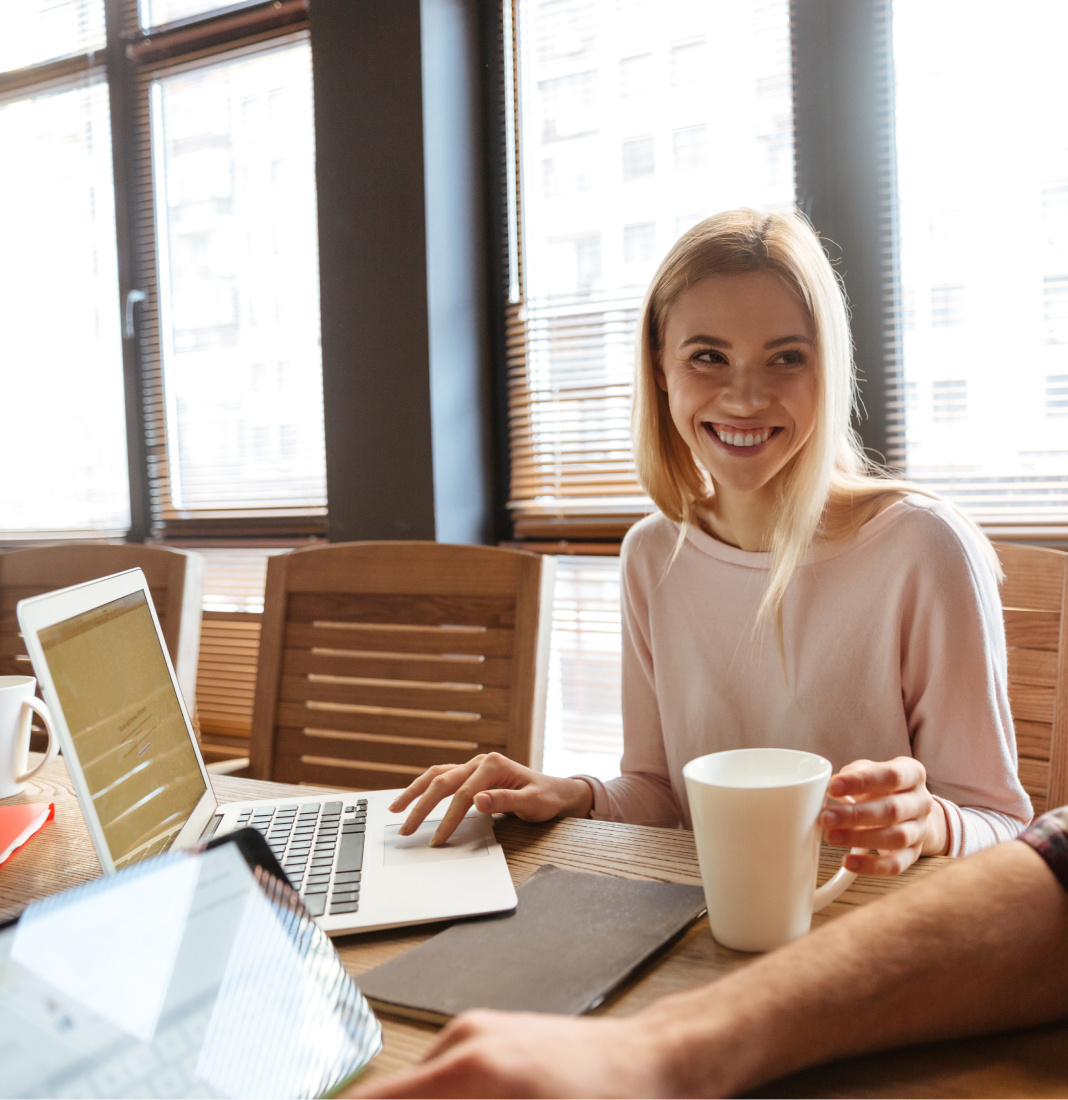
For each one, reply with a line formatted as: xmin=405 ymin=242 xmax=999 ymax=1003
xmin=577 ymin=523 xmax=684 ymax=828
xmin=900 ymin=505 xmax=1033 ymax=856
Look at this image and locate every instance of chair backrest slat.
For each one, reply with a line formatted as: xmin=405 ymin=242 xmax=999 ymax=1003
xmin=994 ymin=542 xmax=1068 ymax=818
xmin=0 ymin=543 xmax=204 ymax=712
xmin=250 ymin=542 xmax=554 ymax=791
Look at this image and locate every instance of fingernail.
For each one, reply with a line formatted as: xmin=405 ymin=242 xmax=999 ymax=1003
xmin=821 ymin=810 xmax=840 ymax=827
xmin=474 ymin=793 xmax=491 ymax=812
xmin=388 ymin=799 xmax=401 ymax=812
xmin=829 ymin=779 xmax=846 ymax=796
xmin=845 ymin=856 xmax=861 ymax=872
xmin=399 ymin=822 xmax=411 ymax=836
xmin=828 ymin=829 xmax=845 ymax=845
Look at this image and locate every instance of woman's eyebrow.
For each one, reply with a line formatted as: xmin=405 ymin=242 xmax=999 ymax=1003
xmin=764 ymin=334 xmax=814 ymax=349
xmin=679 ymin=334 xmax=731 ymax=349
xmin=677 ymin=334 xmax=814 ymax=350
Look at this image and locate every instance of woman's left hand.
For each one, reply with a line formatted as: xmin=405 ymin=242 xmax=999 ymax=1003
xmin=819 ymin=757 xmax=949 ymax=876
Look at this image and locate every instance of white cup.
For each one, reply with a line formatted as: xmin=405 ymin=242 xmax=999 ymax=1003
xmin=683 ymin=748 xmax=857 ymax=953
xmin=0 ymin=676 xmax=58 ymax=799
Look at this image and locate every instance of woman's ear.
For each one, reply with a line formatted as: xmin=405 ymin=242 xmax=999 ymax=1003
xmin=654 ymin=356 xmax=668 ymax=392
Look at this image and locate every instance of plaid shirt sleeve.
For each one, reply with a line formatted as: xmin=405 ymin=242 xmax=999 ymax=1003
xmin=1018 ymin=806 xmax=1068 ymax=892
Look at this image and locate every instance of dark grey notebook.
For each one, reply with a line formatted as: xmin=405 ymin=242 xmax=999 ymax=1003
xmin=356 ymin=864 xmax=707 ymax=1023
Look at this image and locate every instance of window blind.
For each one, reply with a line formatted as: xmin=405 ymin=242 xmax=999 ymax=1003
xmin=888 ymin=0 xmax=1068 ymax=534
xmin=192 ymin=547 xmax=275 ymax=758
xmin=506 ymin=0 xmax=795 ymax=540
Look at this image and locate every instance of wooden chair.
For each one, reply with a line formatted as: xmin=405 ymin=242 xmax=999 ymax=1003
xmin=0 ymin=542 xmax=205 ymax=739
xmin=249 ymin=542 xmax=555 ymax=790
xmin=995 ymin=542 xmax=1068 ymax=816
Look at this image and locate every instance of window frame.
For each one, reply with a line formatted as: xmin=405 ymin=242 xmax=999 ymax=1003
xmin=119 ymin=0 xmax=328 ymax=542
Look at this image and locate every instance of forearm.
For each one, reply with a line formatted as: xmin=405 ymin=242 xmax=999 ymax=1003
xmin=638 ymin=840 xmax=1068 ymax=1097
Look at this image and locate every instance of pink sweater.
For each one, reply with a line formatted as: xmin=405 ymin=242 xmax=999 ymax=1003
xmin=580 ymin=497 xmax=1033 ymax=856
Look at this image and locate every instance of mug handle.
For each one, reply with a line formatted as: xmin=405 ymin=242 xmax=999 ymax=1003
xmin=812 ymin=848 xmax=866 ymax=912
xmin=15 ymin=697 xmax=59 ymax=783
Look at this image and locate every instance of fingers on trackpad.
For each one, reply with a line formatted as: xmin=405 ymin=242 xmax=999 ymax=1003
xmin=382 ymin=817 xmax=489 ymax=865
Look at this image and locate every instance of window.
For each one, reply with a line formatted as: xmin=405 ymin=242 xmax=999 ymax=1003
xmin=891 ymin=0 xmax=1068 ymax=525
xmin=537 ymin=71 xmax=598 ymax=142
xmin=669 ymin=40 xmax=706 ymax=85
xmin=542 ymin=152 xmax=593 ymax=198
xmin=621 ymin=135 xmax=655 ymax=180
xmin=1 ymin=1 xmax=325 ymax=543
xmin=1048 ymin=374 xmax=1068 ymax=416
xmin=1042 ymin=180 xmax=1068 ymax=249
xmin=619 ymin=53 xmax=653 ymax=97
xmin=1044 ymin=276 xmax=1068 ymax=343
xmin=930 ymin=284 xmax=964 ymax=328
xmin=0 ymin=5 xmax=128 ymax=538
xmin=150 ymin=43 xmax=326 ymax=524
xmin=672 ymin=124 xmax=708 ymax=173
xmin=546 ymin=233 xmax=602 ymax=294
xmin=932 ymin=380 xmax=967 ymax=423
xmin=623 ymin=221 xmax=656 ymax=266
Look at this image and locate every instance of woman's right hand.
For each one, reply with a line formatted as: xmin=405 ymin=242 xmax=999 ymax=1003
xmin=388 ymin=752 xmax=594 ymax=847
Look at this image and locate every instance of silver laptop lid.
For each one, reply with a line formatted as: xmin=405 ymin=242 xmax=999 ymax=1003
xmin=17 ymin=569 xmax=217 ymax=873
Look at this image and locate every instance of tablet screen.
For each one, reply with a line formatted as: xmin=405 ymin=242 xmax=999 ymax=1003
xmin=0 ymin=834 xmax=381 ymax=1098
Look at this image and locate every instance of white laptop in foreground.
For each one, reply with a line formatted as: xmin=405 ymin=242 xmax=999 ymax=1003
xmin=16 ymin=568 xmax=517 ymax=935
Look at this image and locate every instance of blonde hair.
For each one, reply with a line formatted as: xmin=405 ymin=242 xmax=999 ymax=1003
xmin=632 ymin=208 xmax=997 ymax=635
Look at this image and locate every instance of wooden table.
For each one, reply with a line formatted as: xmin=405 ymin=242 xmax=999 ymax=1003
xmin=3 ymin=759 xmax=1068 ymax=1098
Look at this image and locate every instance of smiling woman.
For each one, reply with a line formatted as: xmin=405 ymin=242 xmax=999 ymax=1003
xmin=389 ymin=208 xmax=1033 ymax=880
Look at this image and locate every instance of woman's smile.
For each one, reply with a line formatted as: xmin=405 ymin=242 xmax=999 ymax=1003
xmin=704 ymin=422 xmax=782 ymax=450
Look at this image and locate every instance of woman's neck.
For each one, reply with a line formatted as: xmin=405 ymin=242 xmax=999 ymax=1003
xmin=699 ymin=485 xmax=778 ymax=552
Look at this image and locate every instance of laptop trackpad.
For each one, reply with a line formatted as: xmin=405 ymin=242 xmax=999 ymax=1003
xmin=382 ymin=818 xmax=489 ymax=865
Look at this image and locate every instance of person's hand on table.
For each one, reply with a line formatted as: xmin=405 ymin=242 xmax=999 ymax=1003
xmin=352 ymin=1009 xmax=662 ymax=1099
xmin=389 ymin=753 xmax=595 ymax=846
xmin=819 ymin=756 xmax=949 ymax=876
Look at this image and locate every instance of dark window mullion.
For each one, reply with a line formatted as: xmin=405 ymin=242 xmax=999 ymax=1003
xmin=791 ymin=0 xmax=899 ymax=467
xmin=107 ymin=0 xmax=150 ymax=541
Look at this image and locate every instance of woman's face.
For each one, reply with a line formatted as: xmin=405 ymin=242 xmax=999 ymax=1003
xmin=657 ymin=270 xmax=819 ymax=500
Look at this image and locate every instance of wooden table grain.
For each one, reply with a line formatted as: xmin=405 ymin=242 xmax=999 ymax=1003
xmin=2 ymin=759 xmax=1067 ymax=1098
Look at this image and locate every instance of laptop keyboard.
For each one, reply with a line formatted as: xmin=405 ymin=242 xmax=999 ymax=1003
xmin=224 ymin=799 xmax=368 ymax=919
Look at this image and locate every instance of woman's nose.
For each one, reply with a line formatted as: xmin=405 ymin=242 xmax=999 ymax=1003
xmin=720 ymin=367 xmax=770 ymax=412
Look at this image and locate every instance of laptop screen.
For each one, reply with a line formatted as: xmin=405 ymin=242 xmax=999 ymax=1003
xmin=38 ymin=590 xmax=207 ymax=869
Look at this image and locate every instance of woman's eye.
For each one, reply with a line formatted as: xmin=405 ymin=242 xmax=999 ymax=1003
xmin=772 ymin=349 xmax=807 ymax=367
xmin=693 ymin=349 xmax=727 ymax=366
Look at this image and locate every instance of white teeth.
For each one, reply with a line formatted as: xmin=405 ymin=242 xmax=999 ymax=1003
xmin=714 ymin=427 xmax=772 ymax=447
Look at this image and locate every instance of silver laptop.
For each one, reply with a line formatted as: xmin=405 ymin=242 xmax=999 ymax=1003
xmin=16 ymin=568 xmax=517 ymax=935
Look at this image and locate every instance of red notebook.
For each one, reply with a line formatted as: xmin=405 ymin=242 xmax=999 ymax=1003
xmin=0 ymin=803 xmax=54 ymax=867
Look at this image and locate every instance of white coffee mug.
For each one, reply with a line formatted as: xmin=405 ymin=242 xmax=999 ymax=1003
xmin=0 ymin=675 xmax=58 ymax=798
xmin=683 ymin=748 xmax=858 ymax=953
